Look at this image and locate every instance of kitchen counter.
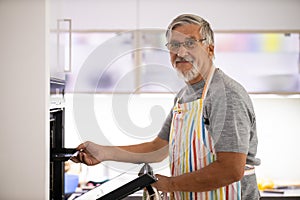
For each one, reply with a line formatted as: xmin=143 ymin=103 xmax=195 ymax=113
xmin=260 ymin=189 xmax=300 ymax=199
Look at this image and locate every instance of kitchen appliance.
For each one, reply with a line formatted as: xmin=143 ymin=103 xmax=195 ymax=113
xmin=50 ymin=78 xmax=76 ymax=200
xmin=74 ymin=163 xmax=157 ymax=200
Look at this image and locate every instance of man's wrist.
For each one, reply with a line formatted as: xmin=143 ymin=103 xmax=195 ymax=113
xmin=169 ymin=176 xmax=177 ymax=192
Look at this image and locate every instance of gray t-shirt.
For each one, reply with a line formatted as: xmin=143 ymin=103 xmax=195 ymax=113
xmin=158 ymin=69 xmax=260 ymax=199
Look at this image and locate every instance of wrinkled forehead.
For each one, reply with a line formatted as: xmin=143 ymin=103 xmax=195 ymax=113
xmin=168 ymin=24 xmax=202 ymax=41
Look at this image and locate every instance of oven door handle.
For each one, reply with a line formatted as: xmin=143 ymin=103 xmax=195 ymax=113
xmin=50 ymin=108 xmax=63 ymax=113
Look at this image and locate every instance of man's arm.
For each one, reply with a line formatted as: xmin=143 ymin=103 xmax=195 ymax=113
xmin=153 ymin=152 xmax=246 ymax=192
xmin=71 ymin=137 xmax=169 ymax=165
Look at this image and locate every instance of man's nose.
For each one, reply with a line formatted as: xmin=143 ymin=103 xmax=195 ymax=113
xmin=176 ymin=45 xmax=189 ymax=57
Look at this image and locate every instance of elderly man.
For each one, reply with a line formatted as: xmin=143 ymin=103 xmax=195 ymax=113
xmin=72 ymin=14 xmax=260 ymax=200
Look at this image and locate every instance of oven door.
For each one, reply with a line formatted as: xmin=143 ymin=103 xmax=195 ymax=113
xmin=50 ymin=108 xmax=65 ymax=200
xmin=50 ymin=107 xmax=77 ymax=199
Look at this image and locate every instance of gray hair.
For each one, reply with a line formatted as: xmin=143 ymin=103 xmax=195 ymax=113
xmin=166 ymin=14 xmax=214 ymax=46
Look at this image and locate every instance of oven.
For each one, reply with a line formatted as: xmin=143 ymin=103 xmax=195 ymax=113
xmin=50 ymin=78 xmax=76 ymax=200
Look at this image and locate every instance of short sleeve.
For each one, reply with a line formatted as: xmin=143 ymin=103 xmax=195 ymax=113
xmin=204 ymin=76 xmax=253 ymax=154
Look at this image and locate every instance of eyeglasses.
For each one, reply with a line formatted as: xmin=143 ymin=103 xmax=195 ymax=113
xmin=165 ymin=38 xmax=206 ymax=52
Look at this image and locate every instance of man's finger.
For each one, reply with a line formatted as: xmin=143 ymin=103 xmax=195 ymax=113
xmin=82 ymin=152 xmax=93 ymax=165
xmin=70 ymin=156 xmax=80 ymax=163
xmin=77 ymin=143 xmax=86 ymax=151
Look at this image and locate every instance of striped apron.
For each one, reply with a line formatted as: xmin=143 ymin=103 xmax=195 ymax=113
xmin=169 ymin=67 xmax=241 ymax=200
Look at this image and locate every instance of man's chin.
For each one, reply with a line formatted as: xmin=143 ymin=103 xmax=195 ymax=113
xmin=177 ymin=71 xmax=196 ymax=82
xmin=174 ymin=62 xmax=200 ymax=82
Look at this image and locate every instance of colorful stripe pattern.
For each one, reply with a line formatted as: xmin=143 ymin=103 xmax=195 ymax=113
xmin=169 ymin=68 xmax=241 ymax=200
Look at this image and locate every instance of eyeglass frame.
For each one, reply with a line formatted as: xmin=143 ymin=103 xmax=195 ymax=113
xmin=165 ymin=38 xmax=206 ymax=52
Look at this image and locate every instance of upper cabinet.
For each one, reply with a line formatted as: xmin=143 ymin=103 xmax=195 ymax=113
xmin=138 ymin=0 xmax=300 ymax=31
xmin=49 ymin=0 xmax=72 ymax=81
xmin=64 ymin=31 xmax=300 ymax=94
xmin=52 ymin=0 xmax=300 ymax=94
xmin=51 ymin=0 xmax=300 ymax=31
xmin=56 ymin=0 xmax=137 ymax=30
xmin=214 ymin=33 xmax=300 ymax=94
xmin=63 ymin=31 xmax=185 ymax=94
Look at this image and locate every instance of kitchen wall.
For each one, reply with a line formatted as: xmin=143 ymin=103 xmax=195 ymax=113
xmin=253 ymin=95 xmax=300 ymax=184
xmin=64 ymin=94 xmax=300 ymax=185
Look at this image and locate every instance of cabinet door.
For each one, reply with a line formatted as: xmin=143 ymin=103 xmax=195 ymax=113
xmin=138 ymin=31 xmax=300 ymax=93
xmin=49 ymin=0 xmax=71 ymax=81
xmin=214 ymin=33 xmax=300 ymax=93
xmin=63 ymin=31 xmax=300 ymax=94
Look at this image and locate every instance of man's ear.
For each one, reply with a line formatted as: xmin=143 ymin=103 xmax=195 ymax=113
xmin=208 ymin=45 xmax=214 ymax=59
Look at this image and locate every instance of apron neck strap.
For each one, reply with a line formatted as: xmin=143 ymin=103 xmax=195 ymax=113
xmin=201 ymin=65 xmax=216 ymax=100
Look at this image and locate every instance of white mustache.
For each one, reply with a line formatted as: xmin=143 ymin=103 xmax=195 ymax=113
xmin=175 ymin=57 xmax=194 ymax=63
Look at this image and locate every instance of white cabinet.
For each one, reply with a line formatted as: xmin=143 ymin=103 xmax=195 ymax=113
xmin=58 ymin=0 xmax=137 ymax=30
xmin=0 ymin=0 xmax=48 ymax=199
xmin=63 ymin=31 xmax=300 ymax=94
xmin=54 ymin=0 xmax=300 ymax=31
xmin=49 ymin=0 xmax=72 ymax=81
xmin=50 ymin=0 xmax=300 ymax=94
xmin=214 ymin=33 xmax=300 ymax=93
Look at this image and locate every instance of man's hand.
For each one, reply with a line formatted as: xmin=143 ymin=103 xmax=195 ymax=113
xmin=70 ymin=141 xmax=105 ymax=166
xmin=152 ymin=174 xmax=173 ymax=193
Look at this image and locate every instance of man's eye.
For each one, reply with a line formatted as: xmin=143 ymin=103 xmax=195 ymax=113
xmin=171 ymin=43 xmax=180 ymax=48
xmin=185 ymin=40 xmax=195 ymax=47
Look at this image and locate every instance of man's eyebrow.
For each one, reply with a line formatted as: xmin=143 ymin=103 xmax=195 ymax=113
xmin=170 ymin=36 xmax=196 ymax=42
xmin=186 ymin=36 xmax=197 ymax=40
xmin=169 ymin=39 xmax=180 ymax=43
